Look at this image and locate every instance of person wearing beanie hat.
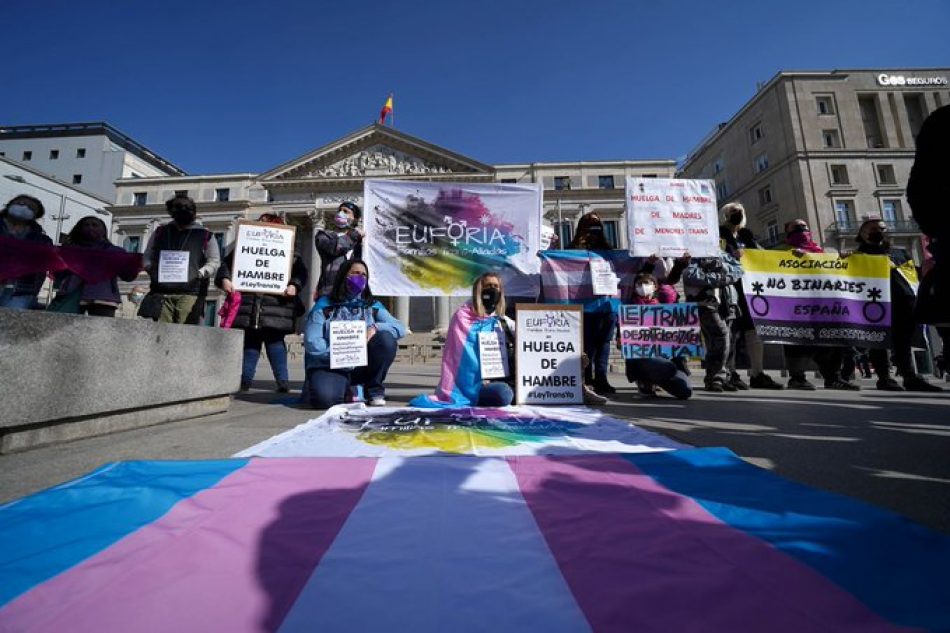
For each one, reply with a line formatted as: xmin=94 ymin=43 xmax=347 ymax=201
xmin=855 ymin=218 xmax=942 ymax=392
xmin=315 ymin=201 xmax=363 ymax=297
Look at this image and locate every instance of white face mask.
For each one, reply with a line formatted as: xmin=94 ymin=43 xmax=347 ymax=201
xmin=130 ymin=292 xmax=146 ymax=304
xmin=334 ymin=211 xmax=351 ymax=228
xmin=7 ymin=204 xmax=35 ymax=221
xmin=635 ymin=284 xmax=656 ymax=297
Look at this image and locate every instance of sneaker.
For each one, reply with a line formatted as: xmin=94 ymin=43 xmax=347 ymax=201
xmin=583 ymin=385 xmax=608 ymax=405
xmin=876 ymin=377 xmax=905 ymax=392
xmin=825 ymin=379 xmax=860 ymax=391
xmin=704 ymin=379 xmax=725 ymax=393
xmin=240 ymin=380 xmax=251 ymax=392
xmin=903 ymin=376 xmax=944 ymax=393
xmin=369 ymin=396 xmax=387 ymax=406
xmin=276 ymin=380 xmax=290 ymax=393
xmin=787 ymin=376 xmax=817 ymax=390
xmin=750 ymin=373 xmax=784 ymax=390
xmin=729 ymin=373 xmax=750 ymax=390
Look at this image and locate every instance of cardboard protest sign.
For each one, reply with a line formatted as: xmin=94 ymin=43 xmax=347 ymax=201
xmin=619 ymin=303 xmax=704 ymax=359
xmin=364 ymin=179 xmax=541 ymax=297
xmin=515 ymin=304 xmax=583 ymax=405
xmin=231 ymin=221 xmax=296 ymax=294
xmin=740 ymin=250 xmax=892 ymax=348
xmin=625 ymin=177 xmax=719 ymax=257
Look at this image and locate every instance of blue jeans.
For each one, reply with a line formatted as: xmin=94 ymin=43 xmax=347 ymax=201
xmin=478 ymin=382 xmax=514 ymax=406
xmin=625 ymin=358 xmax=692 ymax=400
xmin=307 ymin=330 xmax=398 ymax=408
xmin=0 ymin=288 xmax=36 ymax=310
xmin=584 ymin=310 xmax=617 ymax=385
xmin=242 ymin=329 xmax=289 ymax=384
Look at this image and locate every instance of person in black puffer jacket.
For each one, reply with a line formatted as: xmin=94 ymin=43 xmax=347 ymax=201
xmin=216 ymin=214 xmax=308 ymax=392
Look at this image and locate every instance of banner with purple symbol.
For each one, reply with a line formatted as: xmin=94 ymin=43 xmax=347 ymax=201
xmin=619 ymin=302 xmax=705 ymax=359
xmin=364 ymin=179 xmax=542 ymax=296
xmin=740 ymin=250 xmax=892 ymax=348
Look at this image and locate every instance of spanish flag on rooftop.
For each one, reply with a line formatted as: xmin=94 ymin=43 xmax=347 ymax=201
xmin=379 ymin=94 xmax=393 ymax=125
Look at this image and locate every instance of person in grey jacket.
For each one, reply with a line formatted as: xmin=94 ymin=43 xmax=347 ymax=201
xmin=315 ymin=201 xmax=363 ymax=297
xmin=683 ymin=250 xmax=743 ymax=392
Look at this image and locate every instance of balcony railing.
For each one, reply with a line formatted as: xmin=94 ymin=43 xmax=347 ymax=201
xmin=828 ymin=219 xmax=920 ymax=235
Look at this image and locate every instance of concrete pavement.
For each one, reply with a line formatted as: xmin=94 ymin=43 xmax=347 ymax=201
xmin=2 ymin=360 xmax=949 ymax=534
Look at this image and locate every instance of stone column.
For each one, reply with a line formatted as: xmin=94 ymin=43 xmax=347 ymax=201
xmin=435 ymin=296 xmax=452 ymax=331
xmin=394 ymin=296 xmax=410 ymax=326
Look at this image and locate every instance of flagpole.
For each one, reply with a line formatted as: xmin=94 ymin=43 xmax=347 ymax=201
xmin=390 ymin=92 xmax=394 ymax=128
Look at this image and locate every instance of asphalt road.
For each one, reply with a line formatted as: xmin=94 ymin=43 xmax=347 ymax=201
xmin=2 ymin=361 xmax=949 ymax=534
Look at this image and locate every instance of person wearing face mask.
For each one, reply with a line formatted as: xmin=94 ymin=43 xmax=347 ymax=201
xmin=315 ymin=201 xmax=364 ymax=297
xmin=619 ymin=273 xmax=692 ymax=400
xmin=0 ymin=195 xmax=53 ymax=310
xmin=718 ymin=203 xmax=784 ymax=390
xmin=142 ymin=195 xmax=220 ymax=324
xmin=49 ymin=216 xmax=142 ymax=317
xmin=216 ymin=214 xmax=309 ymax=392
xmin=855 ymin=219 xmax=942 ymax=392
xmin=411 ymin=273 xmax=517 ymax=408
xmin=774 ymin=219 xmax=858 ymax=391
xmin=569 ymin=212 xmax=618 ymax=396
xmin=304 ymin=259 xmax=406 ymax=408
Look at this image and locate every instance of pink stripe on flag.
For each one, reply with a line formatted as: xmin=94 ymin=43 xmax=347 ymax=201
xmin=508 ymin=455 xmax=910 ymax=633
xmin=1 ymin=458 xmax=377 ymax=633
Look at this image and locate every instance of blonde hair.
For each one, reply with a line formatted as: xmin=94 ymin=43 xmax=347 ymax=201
xmin=472 ymin=272 xmax=506 ymax=317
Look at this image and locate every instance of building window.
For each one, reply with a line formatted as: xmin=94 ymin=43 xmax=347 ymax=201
xmin=835 ymin=200 xmax=856 ymax=229
xmin=72 ymin=174 xmax=82 ymax=184
xmin=174 ymin=190 xmax=188 ymax=198
xmin=767 ymin=221 xmax=780 ymax=243
xmin=214 ymin=232 xmax=226 ymax=254
xmin=749 ymin=123 xmax=763 ymax=144
xmin=603 ymin=220 xmax=619 ymax=249
xmin=215 ymin=188 xmax=230 ymax=202
xmin=876 ymin=164 xmax=896 ymax=185
xmin=76 ymin=148 xmax=86 ymax=158
xmin=830 ymin=164 xmax=849 ymax=186
xmin=22 ymin=151 xmax=32 ymax=161
xmin=882 ymin=199 xmax=902 ymax=223
xmin=49 ymin=149 xmax=59 ymax=160
xmin=598 ymin=175 xmax=615 ymax=189
xmin=822 ymin=129 xmax=842 ymax=148
xmin=500 ymin=178 xmax=517 ymax=183
xmin=758 ymin=185 xmax=773 ymax=206
xmin=816 ymin=96 xmax=835 ymax=115
xmin=0 ymin=152 xmax=5 ymax=157
xmin=713 ymin=159 xmax=724 ymax=174
xmin=554 ymin=176 xmax=571 ymax=191
xmin=716 ymin=181 xmax=728 ymax=201
xmin=133 ymin=192 xmax=148 ymax=206
xmin=754 ymin=153 xmax=769 ymax=174
xmin=123 ymin=236 xmax=142 ymax=253
xmin=859 ymin=95 xmax=886 ymax=148
xmin=904 ymin=93 xmax=927 ymax=140
xmin=641 ymin=173 xmax=657 ymax=178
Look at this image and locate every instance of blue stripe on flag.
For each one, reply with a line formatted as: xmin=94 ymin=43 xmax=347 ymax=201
xmin=0 ymin=459 xmax=248 ymax=607
xmin=622 ymin=448 xmax=950 ymax=632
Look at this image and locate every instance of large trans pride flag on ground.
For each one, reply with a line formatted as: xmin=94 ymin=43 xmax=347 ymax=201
xmin=3 ymin=447 xmax=949 ymax=632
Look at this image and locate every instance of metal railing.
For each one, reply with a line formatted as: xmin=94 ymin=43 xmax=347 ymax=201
xmin=827 ymin=219 xmax=920 ymax=235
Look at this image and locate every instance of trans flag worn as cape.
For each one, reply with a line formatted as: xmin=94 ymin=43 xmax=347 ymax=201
xmin=410 ymin=302 xmax=503 ymax=407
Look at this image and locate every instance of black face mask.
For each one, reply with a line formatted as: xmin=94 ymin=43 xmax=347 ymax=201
xmin=729 ymin=213 xmax=744 ymax=226
xmin=172 ymin=210 xmax=196 ymax=226
xmin=867 ymin=231 xmax=886 ymax=244
xmin=481 ymin=287 xmax=500 ymax=312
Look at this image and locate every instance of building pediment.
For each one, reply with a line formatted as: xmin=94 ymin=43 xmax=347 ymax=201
xmin=259 ymin=124 xmax=494 ymax=183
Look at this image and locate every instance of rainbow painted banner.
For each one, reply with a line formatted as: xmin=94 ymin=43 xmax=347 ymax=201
xmin=3 ymin=450 xmax=949 ymax=632
xmin=619 ymin=302 xmax=705 ymax=359
xmin=239 ymin=405 xmax=685 ymax=457
xmin=740 ymin=250 xmax=893 ymax=348
xmin=364 ymin=179 xmax=542 ymax=296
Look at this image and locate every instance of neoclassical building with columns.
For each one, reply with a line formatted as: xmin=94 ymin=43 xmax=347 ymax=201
xmin=111 ymin=124 xmax=675 ymax=330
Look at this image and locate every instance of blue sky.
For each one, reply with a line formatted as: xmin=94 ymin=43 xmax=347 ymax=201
xmin=6 ymin=0 xmax=948 ymax=174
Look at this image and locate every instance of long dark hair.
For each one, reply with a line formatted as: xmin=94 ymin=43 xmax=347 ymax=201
xmin=65 ymin=215 xmax=108 ymax=245
xmin=330 ymin=259 xmax=374 ymax=304
xmin=570 ymin=212 xmax=610 ymax=250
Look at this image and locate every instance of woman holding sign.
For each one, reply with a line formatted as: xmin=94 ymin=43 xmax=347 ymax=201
xmin=410 ymin=273 xmax=516 ymax=408
xmin=304 ymin=259 xmax=406 ymax=408
xmin=569 ymin=212 xmax=618 ymax=396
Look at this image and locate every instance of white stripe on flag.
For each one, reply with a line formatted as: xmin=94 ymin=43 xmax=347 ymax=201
xmin=278 ymin=456 xmax=591 ymax=633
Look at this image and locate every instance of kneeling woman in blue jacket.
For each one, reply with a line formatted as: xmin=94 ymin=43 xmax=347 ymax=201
xmin=304 ymin=259 xmax=407 ymax=408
